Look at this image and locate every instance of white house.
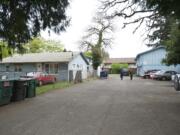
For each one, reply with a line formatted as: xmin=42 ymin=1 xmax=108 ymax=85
xmin=68 ymin=53 xmax=89 ymax=80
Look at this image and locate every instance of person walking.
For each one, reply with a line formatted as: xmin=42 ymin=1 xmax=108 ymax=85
xmin=129 ymin=70 xmax=133 ymax=80
xmin=120 ymin=69 xmax=124 ymax=80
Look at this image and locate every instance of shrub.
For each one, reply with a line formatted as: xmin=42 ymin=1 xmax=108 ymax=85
xmin=111 ymin=64 xmax=128 ymax=74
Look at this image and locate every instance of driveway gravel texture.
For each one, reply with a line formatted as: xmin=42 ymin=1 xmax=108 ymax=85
xmin=0 ymin=75 xmax=180 ymax=135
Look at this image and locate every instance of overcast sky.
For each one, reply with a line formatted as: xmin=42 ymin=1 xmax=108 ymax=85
xmin=41 ymin=0 xmax=151 ymax=58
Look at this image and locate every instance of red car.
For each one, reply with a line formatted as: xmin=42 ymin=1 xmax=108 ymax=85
xmin=27 ymin=72 xmax=56 ymax=86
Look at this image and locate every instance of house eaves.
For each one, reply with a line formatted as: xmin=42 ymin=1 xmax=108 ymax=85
xmin=0 ymin=52 xmax=76 ymax=64
xmin=135 ymin=46 xmax=165 ymax=61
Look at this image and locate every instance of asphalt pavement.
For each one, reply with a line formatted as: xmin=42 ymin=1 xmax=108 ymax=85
xmin=0 ymin=75 xmax=180 ymax=135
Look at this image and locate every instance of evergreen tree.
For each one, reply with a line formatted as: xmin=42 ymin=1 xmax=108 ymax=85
xmin=0 ymin=0 xmax=69 ymax=55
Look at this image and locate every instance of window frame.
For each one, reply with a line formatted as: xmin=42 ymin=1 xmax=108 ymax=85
xmin=44 ymin=63 xmax=59 ymax=74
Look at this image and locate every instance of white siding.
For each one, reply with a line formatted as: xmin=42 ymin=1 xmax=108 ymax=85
xmin=68 ymin=55 xmax=88 ymax=79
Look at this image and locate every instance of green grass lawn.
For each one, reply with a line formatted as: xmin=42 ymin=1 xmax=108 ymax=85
xmin=36 ymin=81 xmax=73 ymax=95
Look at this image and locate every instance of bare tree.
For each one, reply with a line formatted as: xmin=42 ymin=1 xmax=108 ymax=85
xmin=81 ymin=14 xmax=113 ymax=48
xmin=99 ymin=0 xmax=180 ymax=66
xmin=100 ymin=0 xmax=161 ymax=34
xmin=80 ymin=13 xmax=114 ymax=69
xmin=100 ymin=0 xmax=180 ymax=46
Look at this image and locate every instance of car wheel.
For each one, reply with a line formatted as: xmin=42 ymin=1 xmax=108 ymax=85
xmin=162 ymin=77 xmax=166 ymax=81
xmin=52 ymin=78 xmax=56 ymax=83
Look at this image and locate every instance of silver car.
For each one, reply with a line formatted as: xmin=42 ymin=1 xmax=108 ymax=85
xmin=153 ymin=70 xmax=177 ymax=80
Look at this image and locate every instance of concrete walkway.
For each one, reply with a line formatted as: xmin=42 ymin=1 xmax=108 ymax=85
xmin=0 ymin=75 xmax=180 ymax=135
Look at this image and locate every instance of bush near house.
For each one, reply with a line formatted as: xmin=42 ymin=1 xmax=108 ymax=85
xmin=111 ymin=64 xmax=128 ymax=74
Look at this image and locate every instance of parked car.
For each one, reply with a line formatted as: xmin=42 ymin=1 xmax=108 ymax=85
xmin=100 ymin=70 xmax=108 ymax=79
xmin=27 ymin=72 xmax=56 ymax=86
xmin=174 ymin=74 xmax=180 ymax=91
xmin=143 ymin=69 xmax=160 ymax=79
xmin=148 ymin=70 xmax=161 ymax=79
xmin=153 ymin=70 xmax=177 ymax=80
xmin=122 ymin=68 xmax=129 ymax=76
xmin=171 ymin=73 xmax=179 ymax=81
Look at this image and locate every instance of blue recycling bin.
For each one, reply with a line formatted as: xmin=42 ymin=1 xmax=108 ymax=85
xmin=100 ymin=71 xmax=108 ymax=79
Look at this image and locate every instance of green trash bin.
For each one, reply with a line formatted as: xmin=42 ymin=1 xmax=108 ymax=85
xmin=11 ymin=80 xmax=27 ymax=102
xmin=26 ymin=79 xmax=36 ymax=98
xmin=0 ymin=80 xmax=14 ymax=106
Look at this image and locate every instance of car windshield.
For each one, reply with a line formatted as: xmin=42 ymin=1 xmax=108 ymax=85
xmin=155 ymin=70 xmax=164 ymax=74
xmin=151 ymin=70 xmax=160 ymax=73
xmin=146 ymin=69 xmax=160 ymax=74
xmin=27 ymin=72 xmax=35 ymax=76
xmin=27 ymin=72 xmax=42 ymax=77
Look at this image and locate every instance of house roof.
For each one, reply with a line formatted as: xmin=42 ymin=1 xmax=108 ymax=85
xmin=104 ymin=58 xmax=135 ymax=64
xmin=136 ymin=46 xmax=165 ymax=60
xmin=0 ymin=52 xmax=88 ymax=64
xmin=79 ymin=53 xmax=89 ymax=65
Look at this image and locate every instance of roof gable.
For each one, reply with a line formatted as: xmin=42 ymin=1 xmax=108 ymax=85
xmin=80 ymin=53 xmax=89 ymax=65
xmin=136 ymin=46 xmax=165 ymax=60
xmin=69 ymin=52 xmax=89 ymax=65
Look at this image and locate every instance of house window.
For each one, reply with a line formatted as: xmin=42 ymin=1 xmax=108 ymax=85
xmin=14 ymin=64 xmax=22 ymax=72
xmin=44 ymin=63 xmax=59 ymax=74
xmin=50 ymin=64 xmax=54 ymax=73
xmin=6 ymin=66 xmax=9 ymax=71
xmin=45 ymin=64 xmax=49 ymax=73
xmin=54 ymin=64 xmax=58 ymax=73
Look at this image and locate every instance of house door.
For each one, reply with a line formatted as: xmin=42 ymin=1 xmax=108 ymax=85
xmin=69 ymin=70 xmax=73 ymax=82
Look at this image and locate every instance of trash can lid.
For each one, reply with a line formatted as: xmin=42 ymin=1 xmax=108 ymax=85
xmin=0 ymin=79 xmax=16 ymax=82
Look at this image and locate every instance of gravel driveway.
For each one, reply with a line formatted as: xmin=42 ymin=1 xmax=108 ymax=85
xmin=0 ymin=75 xmax=180 ymax=135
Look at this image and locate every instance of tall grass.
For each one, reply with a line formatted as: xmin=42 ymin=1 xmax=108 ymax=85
xmin=36 ymin=81 xmax=72 ymax=95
